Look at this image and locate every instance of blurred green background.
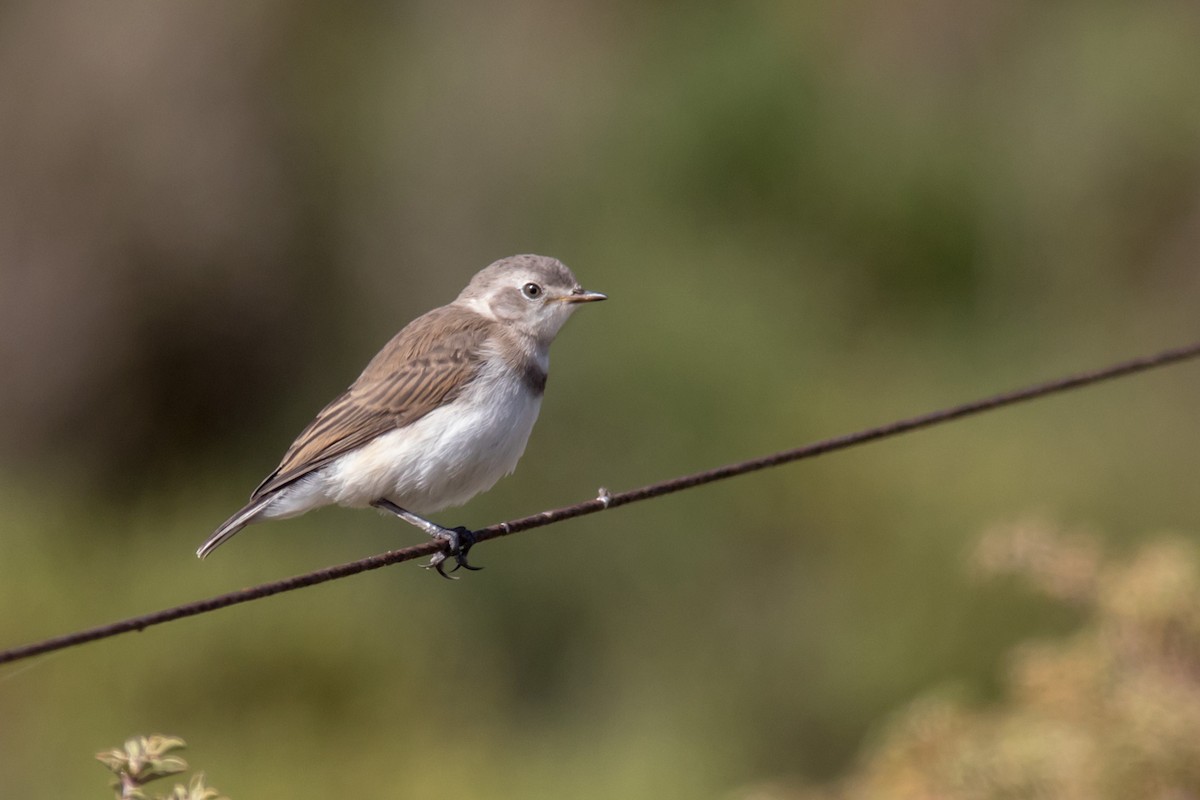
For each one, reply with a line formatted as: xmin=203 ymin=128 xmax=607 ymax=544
xmin=2 ymin=2 xmax=1199 ymax=797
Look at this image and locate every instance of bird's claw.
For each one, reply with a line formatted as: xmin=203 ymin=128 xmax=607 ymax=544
xmin=424 ymin=526 xmax=482 ymax=580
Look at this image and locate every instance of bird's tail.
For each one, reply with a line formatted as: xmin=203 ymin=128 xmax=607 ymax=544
xmin=196 ymin=496 xmax=273 ymax=559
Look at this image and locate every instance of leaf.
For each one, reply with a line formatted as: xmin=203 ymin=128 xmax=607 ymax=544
xmin=96 ymin=749 xmax=129 ymax=773
xmin=143 ymin=735 xmax=188 ymax=758
xmin=96 ymin=735 xmax=191 ymax=784
xmin=164 ymin=773 xmax=228 ymax=800
xmin=137 ymin=755 xmax=189 ymax=783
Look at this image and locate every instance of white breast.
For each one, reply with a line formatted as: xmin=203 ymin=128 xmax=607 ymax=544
xmin=320 ymin=357 xmax=542 ymax=514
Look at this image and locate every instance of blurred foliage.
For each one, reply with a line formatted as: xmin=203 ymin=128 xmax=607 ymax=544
xmin=97 ymin=735 xmax=227 ymax=800
xmin=1 ymin=1 xmax=1199 ymax=798
xmin=742 ymin=523 xmax=1200 ymax=799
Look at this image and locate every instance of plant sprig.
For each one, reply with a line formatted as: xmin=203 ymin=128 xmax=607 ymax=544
xmin=96 ymin=735 xmax=227 ymax=800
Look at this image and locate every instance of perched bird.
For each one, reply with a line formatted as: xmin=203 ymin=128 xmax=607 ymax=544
xmin=196 ymin=254 xmax=605 ymax=576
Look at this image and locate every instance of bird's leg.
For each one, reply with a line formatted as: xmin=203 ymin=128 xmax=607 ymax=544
xmin=371 ymin=499 xmax=482 ymax=579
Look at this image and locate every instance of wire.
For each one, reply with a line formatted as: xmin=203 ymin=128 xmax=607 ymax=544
xmin=2 ymin=340 xmax=1199 ymax=667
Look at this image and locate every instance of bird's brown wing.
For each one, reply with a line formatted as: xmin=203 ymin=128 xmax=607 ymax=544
xmin=250 ymin=305 xmax=494 ymax=501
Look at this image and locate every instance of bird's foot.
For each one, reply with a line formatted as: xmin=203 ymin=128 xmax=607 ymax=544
xmin=370 ymin=500 xmax=484 ymax=580
xmin=425 ymin=526 xmax=483 ymax=580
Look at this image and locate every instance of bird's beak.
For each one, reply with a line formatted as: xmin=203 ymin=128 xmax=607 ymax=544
xmin=562 ymin=288 xmax=607 ymax=304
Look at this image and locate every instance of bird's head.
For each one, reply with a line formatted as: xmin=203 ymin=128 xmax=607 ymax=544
xmin=458 ymin=254 xmax=606 ymax=344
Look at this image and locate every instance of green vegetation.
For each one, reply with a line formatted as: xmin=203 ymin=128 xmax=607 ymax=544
xmin=2 ymin=2 xmax=1199 ymax=797
xmin=745 ymin=524 xmax=1200 ymax=798
xmin=97 ymin=736 xmax=226 ymax=800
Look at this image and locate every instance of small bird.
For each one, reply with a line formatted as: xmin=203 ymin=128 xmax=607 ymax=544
xmin=196 ymin=254 xmax=605 ymax=576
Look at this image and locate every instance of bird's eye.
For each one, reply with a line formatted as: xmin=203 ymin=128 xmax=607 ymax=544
xmin=521 ymin=282 xmax=543 ymax=299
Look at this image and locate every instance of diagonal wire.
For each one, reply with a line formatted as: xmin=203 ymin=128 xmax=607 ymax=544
xmin=2 ymin=340 xmax=1200 ymax=667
